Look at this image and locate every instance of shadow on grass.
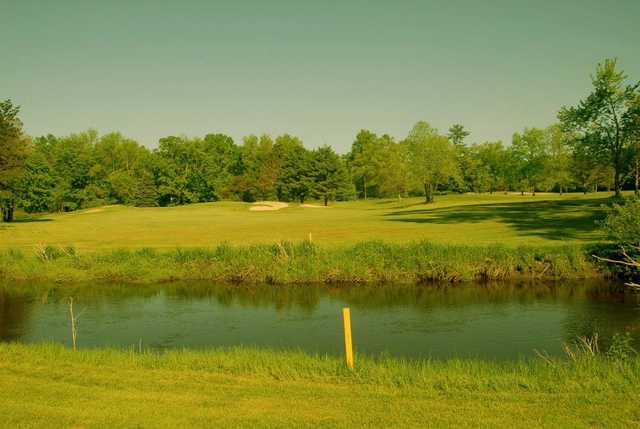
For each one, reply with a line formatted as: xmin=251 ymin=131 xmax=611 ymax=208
xmin=384 ymin=197 xmax=609 ymax=241
xmin=12 ymin=218 xmax=53 ymax=223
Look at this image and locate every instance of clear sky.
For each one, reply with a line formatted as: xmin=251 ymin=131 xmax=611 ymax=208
xmin=2 ymin=0 xmax=639 ymax=152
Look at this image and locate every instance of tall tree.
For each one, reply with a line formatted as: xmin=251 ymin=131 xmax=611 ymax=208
xmin=510 ymin=127 xmax=550 ymax=195
xmin=545 ymin=124 xmax=573 ymax=194
xmin=473 ymin=141 xmax=509 ymax=194
xmin=0 ymin=100 xmax=29 ymax=222
xmin=406 ymin=121 xmax=460 ymax=203
xmin=312 ymin=146 xmax=353 ymax=206
xmin=447 ymin=124 xmax=470 ymax=146
xmin=274 ymin=134 xmax=314 ymax=203
xmin=559 ymin=59 xmax=640 ymax=197
xmin=378 ymin=135 xmax=411 ymax=199
xmin=347 ymin=130 xmax=383 ymax=199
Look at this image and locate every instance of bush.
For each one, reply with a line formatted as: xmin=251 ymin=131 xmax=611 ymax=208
xmin=601 ymin=197 xmax=640 ymax=246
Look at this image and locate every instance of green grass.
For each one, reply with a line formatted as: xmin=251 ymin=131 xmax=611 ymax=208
xmin=0 ymin=241 xmax=598 ymax=283
xmin=0 ymin=193 xmax=615 ymax=251
xmin=1 ymin=343 xmax=638 ymax=428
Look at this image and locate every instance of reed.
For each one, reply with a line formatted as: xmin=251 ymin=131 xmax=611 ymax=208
xmin=0 ymin=240 xmax=600 ymax=285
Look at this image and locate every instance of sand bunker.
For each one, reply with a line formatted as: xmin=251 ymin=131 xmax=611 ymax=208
xmin=249 ymin=201 xmax=289 ymax=211
xmin=301 ymin=204 xmax=327 ymax=208
xmin=81 ymin=208 xmax=105 ymax=214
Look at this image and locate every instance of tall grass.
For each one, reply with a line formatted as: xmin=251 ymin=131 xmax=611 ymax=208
xmin=0 ymin=240 xmax=599 ymax=284
xmin=1 ymin=342 xmax=638 ymax=393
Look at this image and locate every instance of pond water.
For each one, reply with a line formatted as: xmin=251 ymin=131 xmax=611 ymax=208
xmin=1 ymin=281 xmax=638 ymax=360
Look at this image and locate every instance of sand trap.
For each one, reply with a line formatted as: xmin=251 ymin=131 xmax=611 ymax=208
xmin=249 ymin=201 xmax=289 ymax=211
xmin=82 ymin=208 xmax=105 ymax=214
xmin=301 ymin=204 xmax=327 ymax=208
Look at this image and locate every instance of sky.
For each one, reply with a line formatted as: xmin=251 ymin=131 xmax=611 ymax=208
xmin=2 ymin=0 xmax=639 ymax=152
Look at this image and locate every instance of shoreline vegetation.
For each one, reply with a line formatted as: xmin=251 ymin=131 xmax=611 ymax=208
xmin=0 ymin=343 xmax=638 ymax=428
xmin=0 ymin=241 xmax=602 ymax=284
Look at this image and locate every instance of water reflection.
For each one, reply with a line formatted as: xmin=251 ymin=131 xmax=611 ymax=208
xmin=0 ymin=280 xmax=638 ymax=359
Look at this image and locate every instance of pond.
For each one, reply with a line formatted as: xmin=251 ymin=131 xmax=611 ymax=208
xmin=1 ymin=280 xmax=638 ymax=360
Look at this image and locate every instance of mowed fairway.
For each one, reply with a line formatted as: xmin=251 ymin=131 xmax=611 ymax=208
xmin=0 ymin=193 xmax=615 ymax=251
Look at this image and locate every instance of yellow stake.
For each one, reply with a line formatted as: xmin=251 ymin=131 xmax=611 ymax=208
xmin=342 ymin=308 xmax=354 ymax=369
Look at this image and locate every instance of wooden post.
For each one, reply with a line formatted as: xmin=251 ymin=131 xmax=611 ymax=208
xmin=342 ymin=308 xmax=354 ymax=369
xmin=69 ymin=297 xmax=77 ymax=351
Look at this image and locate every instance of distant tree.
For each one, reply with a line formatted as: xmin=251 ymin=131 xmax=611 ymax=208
xmin=378 ymin=135 xmax=411 ymax=199
xmin=559 ymin=59 xmax=640 ymax=197
xmin=0 ymin=99 xmax=29 ymax=222
xmin=348 ymin=130 xmax=383 ymax=199
xmin=464 ymin=145 xmax=493 ymax=193
xmin=107 ymin=170 xmax=138 ymax=204
xmin=571 ymin=145 xmax=599 ymax=194
xmin=154 ymin=136 xmax=196 ymax=205
xmin=237 ymin=134 xmax=280 ymax=201
xmin=17 ymin=151 xmax=55 ymax=213
xmin=630 ymin=137 xmax=640 ymax=196
xmin=510 ymin=127 xmax=550 ymax=195
xmin=274 ymin=134 xmax=314 ymax=203
xmin=448 ymin=125 xmax=471 ymax=192
xmin=545 ymin=124 xmax=573 ymax=194
xmin=406 ymin=121 xmax=460 ymax=203
xmin=447 ymin=124 xmax=470 ymax=146
xmin=312 ymin=145 xmax=353 ymax=205
xmin=473 ymin=141 xmax=509 ymax=193
xmin=132 ymin=171 xmax=158 ymax=207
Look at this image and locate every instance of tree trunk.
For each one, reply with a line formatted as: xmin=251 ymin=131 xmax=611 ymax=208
xmin=614 ymin=163 xmax=622 ymax=197
xmin=1 ymin=203 xmax=14 ymax=223
xmin=424 ymin=182 xmax=434 ymax=203
xmin=635 ymin=158 xmax=639 ymax=197
xmin=324 ymin=195 xmax=328 ymax=206
xmin=363 ymin=176 xmax=367 ymax=200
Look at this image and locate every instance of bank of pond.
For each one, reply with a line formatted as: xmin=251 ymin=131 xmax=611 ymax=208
xmin=0 ymin=241 xmax=608 ymax=284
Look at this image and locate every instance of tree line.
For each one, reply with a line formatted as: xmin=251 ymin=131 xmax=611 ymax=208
xmin=1 ymin=58 xmax=639 ymax=222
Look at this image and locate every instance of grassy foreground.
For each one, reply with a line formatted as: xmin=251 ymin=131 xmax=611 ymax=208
xmin=0 ymin=241 xmax=598 ymax=283
xmin=1 ymin=343 xmax=638 ymax=428
xmin=0 ymin=193 xmax=613 ymax=250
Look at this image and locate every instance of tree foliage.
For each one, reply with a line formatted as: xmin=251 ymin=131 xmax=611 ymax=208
xmin=2 ymin=59 xmax=639 ymax=217
xmin=559 ymin=59 xmax=640 ymax=196
xmin=0 ymin=99 xmax=30 ymax=221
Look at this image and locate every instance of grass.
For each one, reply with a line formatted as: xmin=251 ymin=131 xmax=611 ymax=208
xmin=0 ymin=193 xmax=615 ymax=251
xmin=0 ymin=342 xmax=638 ymax=428
xmin=0 ymin=241 xmax=598 ymax=283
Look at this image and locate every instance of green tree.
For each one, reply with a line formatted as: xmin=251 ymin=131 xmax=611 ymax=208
xmin=311 ymin=146 xmax=353 ymax=206
xmin=273 ymin=134 xmax=314 ymax=203
xmin=17 ymin=151 xmax=55 ymax=213
xmin=348 ymin=130 xmax=383 ymax=199
xmin=378 ymin=136 xmax=411 ymax=199
xmin=571 ymin=145 xmax=599 ymax=194
xmin=447 ymin=124 xmax=470 ymax=146
xmin=236 ymin=134 xmax=279 ymax=201
xmin=473 ymin=141 xmax=509 ymax=193
xmin=510 ymin=128 xmax=550 ymax=195
xmin=132 ymin=171 xmax=158 ymax=207
xmin=559 ymin=59 xmax=640 ymax=197
xmin=0 ymin=99 xmax=29 ymax=222
xmin=406 ymin=121 xmax=460 ymax=203
xmin=545 ymin=124 xmax=573 ymax=194
xmin=448 ymin=124 xmax=472 ymax=192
